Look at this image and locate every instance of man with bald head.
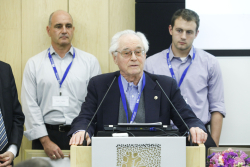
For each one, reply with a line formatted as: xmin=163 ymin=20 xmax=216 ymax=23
xmin=68 ymin=30 xmax=207 ymax=147
xmin=21 ymin=10 xmax=101 ymax=159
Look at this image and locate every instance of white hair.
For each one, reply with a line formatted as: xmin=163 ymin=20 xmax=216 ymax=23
xmin=109 ymin=30 xmax=149 ymax=56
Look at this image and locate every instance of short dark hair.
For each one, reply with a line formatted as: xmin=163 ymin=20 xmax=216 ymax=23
xmin=171 ymin=9 xmax=200 ymax=32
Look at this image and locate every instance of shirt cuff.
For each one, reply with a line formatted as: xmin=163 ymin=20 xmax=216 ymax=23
xmin=73 ymin=130 xmax=92 ymax=138
xmin=210 ymin=110 xmax=226 ymax=117
xmin=7 ymin=144 xmax=17 ymax=158
xmin=73 ymin=130 xmax=85 ymax=135
xmin=24 ymin=124 xmax=48 ymax=140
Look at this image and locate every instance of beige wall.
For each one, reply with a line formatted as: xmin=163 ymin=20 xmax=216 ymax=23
xmin=0 ymin=0 xmax=22 ymax=95
xmin=0 ymin=0 xmax=135 ymax=164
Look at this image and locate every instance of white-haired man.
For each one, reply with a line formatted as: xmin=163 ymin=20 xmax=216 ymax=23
xmin=68 ymin=30 xmax=207 ymax=146
xmin=21 ymin=10 xmax=101 ymax=159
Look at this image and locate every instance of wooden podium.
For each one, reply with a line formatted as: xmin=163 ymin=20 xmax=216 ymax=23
xmin=70 ymin=144 xmax=205 ymax=167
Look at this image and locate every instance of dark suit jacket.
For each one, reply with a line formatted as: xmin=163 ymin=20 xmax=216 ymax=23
xmin=68 ymin=71 xmax=205 ymax=137
xmin=0 ymin=61 xmax=24 ymax=156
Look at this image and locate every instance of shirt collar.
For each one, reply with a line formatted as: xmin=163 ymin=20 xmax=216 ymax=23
xmin=120 ymin=72 xmax=144 ymax=94
xmin=49 ymin=45 xmax=74 ymax=57
xmin=169 ymin=44 xmax=194 ymax=61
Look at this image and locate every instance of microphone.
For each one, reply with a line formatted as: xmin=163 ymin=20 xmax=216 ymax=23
xmin=147 ymin=73 xmax=193 ymax=146
xmin=83 ymin=71 xmax=120 ymax=146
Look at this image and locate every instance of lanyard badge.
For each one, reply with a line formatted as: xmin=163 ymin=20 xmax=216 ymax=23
xmin=166 ymin=46 xmax=196 ymax=87
xmin=118 ymin=73 xmax=146 ymax=123
xmin=48 ymin=47 xmax=75 ymax=95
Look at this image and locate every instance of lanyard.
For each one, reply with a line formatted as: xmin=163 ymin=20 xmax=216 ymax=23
xmin=48 ymin=48 xmax=75 ymax=89
xmin=166 ymin=46 xmax=195 ymax=87
xmin=118 ymin=73 xmax=146 ymax=123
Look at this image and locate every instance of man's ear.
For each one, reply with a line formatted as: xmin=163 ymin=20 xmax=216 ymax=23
xmin=46 ymin=26 xmax=51 ymax=37
xmin=112 ymin=54 xmax=118 ymax=65
xmin=169 ymin=25 xmax=173 ymax=35
xmin=195 ymin=30 xmax=199 ymax=38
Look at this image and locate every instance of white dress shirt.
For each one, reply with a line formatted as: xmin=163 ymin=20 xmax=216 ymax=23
xmin=21 ymin=46 xmax=101 ymax=140
xmin=7 ymin=144 xmax=17 ymax=157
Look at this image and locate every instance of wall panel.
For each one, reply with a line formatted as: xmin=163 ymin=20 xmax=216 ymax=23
xmin=22 ymin=0 xmax=68 ymax=74
xmin=109 ymin=0 xmax=135 ymax=72
xmin=0 ymin=0 xmax=22 ymax=96
xmin=69 ymin=0 xmax=109 ymax=73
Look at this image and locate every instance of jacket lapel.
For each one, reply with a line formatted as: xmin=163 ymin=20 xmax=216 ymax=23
xmin=102 ymin=74 xmax=120 ymax=125
xmin=144 ymin=73 xmax=161 ymax=123
xmin=0 ymin=77 xmax=5 ymax=119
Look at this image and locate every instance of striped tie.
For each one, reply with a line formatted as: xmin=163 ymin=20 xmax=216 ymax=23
xmin=0 ymin=110 xmax=8 ymax=151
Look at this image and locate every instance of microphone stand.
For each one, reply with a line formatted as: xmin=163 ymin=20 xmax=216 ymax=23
xmin=83 ymin=75 xmax=118 ymax=146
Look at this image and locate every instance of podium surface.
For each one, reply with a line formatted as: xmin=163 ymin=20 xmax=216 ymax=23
xmin=71 ymin=137 xmax=205 ymax=167
xmin=92 ymin=137 xmax=186 ymax=167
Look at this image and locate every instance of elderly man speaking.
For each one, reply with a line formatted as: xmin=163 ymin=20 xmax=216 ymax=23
xmin=68 ymin=30 xmax=207 ymax=145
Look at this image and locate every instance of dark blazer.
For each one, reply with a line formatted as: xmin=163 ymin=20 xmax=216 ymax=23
xmin=0 ymin=61 xmax=24 ymax=156
xmin=68 ymin=71 xmax=205 ymax=137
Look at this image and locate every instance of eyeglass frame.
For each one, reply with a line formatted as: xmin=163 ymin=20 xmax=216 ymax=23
xmin=114 ymin=49 xmax=146 ymax=58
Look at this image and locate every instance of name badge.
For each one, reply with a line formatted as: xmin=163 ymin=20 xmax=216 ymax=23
xmin=52 ymin=96 xmax=69 ymax=106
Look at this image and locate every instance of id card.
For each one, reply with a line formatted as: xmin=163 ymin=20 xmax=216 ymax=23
xmin=52 ymin=96 xmax=69 ymax=106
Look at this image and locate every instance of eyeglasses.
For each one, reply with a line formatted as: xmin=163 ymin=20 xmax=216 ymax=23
xmin=115 ymin=49 xmax=145 ymax=58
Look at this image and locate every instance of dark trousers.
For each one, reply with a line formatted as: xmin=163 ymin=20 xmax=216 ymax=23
xmin=204 ymin=124 xmax=217 ymax=166
xmin=204 ymin=124 xmax=217 ymax=155
xmin=32 ymin=128 xmax=70 ymax=150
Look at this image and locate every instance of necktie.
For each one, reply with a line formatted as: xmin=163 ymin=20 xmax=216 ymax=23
xmin=0 ymin=110 xmax=8 ymax=151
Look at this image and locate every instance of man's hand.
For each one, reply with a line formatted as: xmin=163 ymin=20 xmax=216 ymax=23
xmin=0 ymin=151 xmax=14 ymax=167
xmin=69 ymin=131 xmax=91 ymax=146
xmin=189 ymin=127 xmax=207 ymax=144
xmin=39 ymin=136 xmax=64 ymax=160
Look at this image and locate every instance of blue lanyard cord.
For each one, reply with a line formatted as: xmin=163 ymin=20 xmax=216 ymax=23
xmin=166 ymin=46 xmax=195 ymax=87
xmin=118 ymin=73 xmax=146 ymax=123
xmin=48 ymin=48 xmax=75 ymax=88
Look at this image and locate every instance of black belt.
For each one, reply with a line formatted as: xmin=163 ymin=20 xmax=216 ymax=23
xmin=45 ymin=124 xmax=71 ymax=132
